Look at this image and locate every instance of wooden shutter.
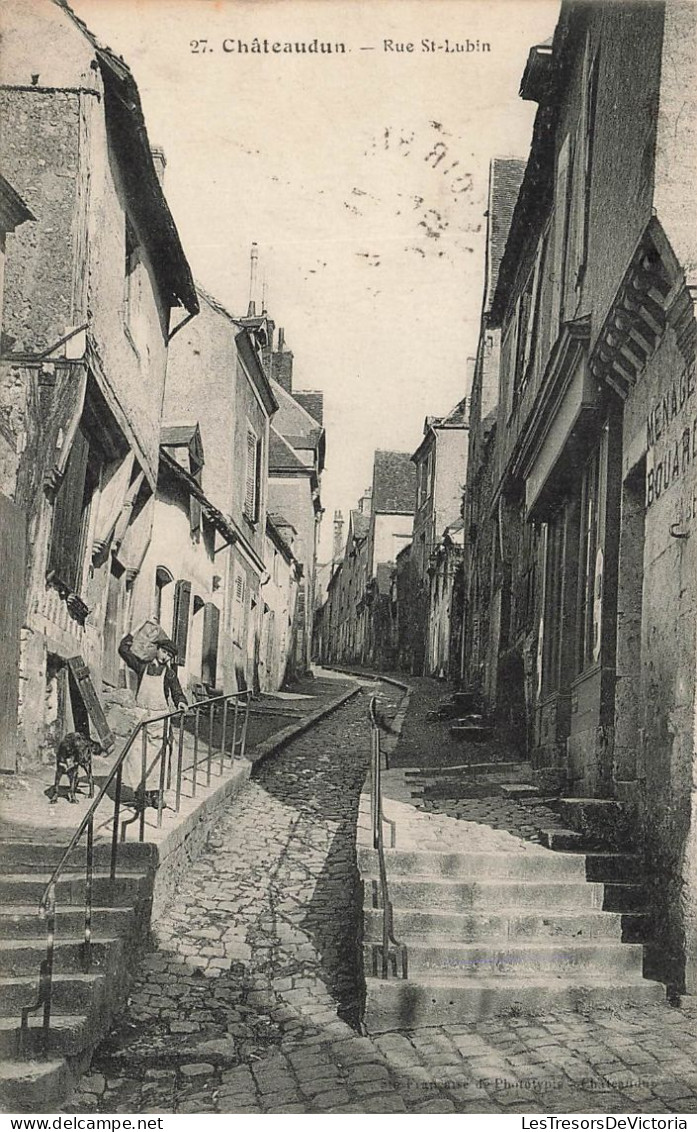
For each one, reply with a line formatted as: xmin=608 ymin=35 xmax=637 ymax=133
xmin=189 ymin=494 xmax=202 ymax=539
xmin=67 ymin=656 xmax=115 ymax=749
xmin=48 ymin=423 xmax=90 ymax=592
xmin=172 ymin=579 xmax=192 ymax=664
xmin=201 ymin=602 xmax=220 ymax=687
xmin=245 ymin=428 xmax=257 ymax=519
xmin=551 ymin=133 xmax=571 ymax=334
xmin=255 ymin=434 xmax=263 ymax=521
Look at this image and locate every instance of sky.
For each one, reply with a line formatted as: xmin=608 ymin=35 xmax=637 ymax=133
xmin=72 ymin=0 xmax=560 ymax=561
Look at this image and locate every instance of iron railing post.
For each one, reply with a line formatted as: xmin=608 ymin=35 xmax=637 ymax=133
xmin=157 ymin=726 xmax=168 ymax=828
xmin=83 ymin=816 xmax=93 ymax=971
xmin=369 ymin=695 xmax=407 ymax=982
xmin=207 ymin=703 xmax=214 ymax=786
xmin=220 ymin=699 xmax=228 ymax=774
xmin=111 ymin=764 xmax=122 ymax=878
xmin=231 ymin=696 xmax=239 ymax=762
xmin=240 ymin=692 xmax=250 ymax=759
xmin=175 ymin=713 xmax=185 ymax=812
xmin=192 ymin=708 xmax=200 ymax=797
xmin=139 ymin=725 xmax=148 ymax=841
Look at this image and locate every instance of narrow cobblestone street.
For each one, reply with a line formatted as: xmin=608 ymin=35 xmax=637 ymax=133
xmin=69 ymin=680 xmax=697 ymax=1116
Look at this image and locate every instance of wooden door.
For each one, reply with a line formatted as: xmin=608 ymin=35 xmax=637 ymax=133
xmin=0 ymin=494 xmax=27 ymax=771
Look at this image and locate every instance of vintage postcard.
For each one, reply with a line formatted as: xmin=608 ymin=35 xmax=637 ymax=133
xmin=1 ymin=0 xmax=696 ymax=1120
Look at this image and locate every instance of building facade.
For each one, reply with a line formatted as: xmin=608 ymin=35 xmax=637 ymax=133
xmin=267 ymin=333 xmax=325 ymax=679
xmin=483 ymin=0 xmax=697 ymax=991
xmin=156 ymin=289 xmax=278 ymax=695
xmin=0 ymin=0 xmax=198 ymax=766
xmin=462 ymin=157 xmax=526 ymax=718
xmin=410 ymin=400 xmax=469 ymax=678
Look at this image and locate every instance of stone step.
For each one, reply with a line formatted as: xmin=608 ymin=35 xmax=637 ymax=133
xmin=358 ymin=846 xmax=589 ymax=881
xmin=0 ymin=841 xmax=154 ymax=875
xmin=0 ymin=871 xmax=149 ymax=906
xmin=550 ymin=798 xmax=635 ymax=850
xmin=538 ymin=828 xmax=585 ymax=851
xmin=602 ymin=883 xmax=647 ymax=913
xmin=363 ymin=973 xmax=666 ymax=1032
xmin=362 ymin=939 xmax=645 ymax=980
xmin=499 ymin=784 xmax=541 ymax=800
xmin=364 ymin=875 xmax=605 ymax=912
xmin=450 ymin=725 xmax=493 ymax=743
xmin=0 ymin=1057 xmax=73 ymax=1113
xmin=570 ymin=852 xmax=640 ymax=884
xmin=0 ymin=1014 xmax=90 ymax=1060
xmin=0 ymin=972 xmax=105 ymax=1016
xmin=362 ymin=905 xmax=626 ymax=943
xmin=0 ymin=937 xmax=119 ymax=977
xmin=404 ymin=762 xmax=529 ymax=780
xmin=0 ymin=905 xmax=135 ymax=939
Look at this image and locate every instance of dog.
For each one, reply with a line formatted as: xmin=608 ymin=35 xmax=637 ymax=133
xmin=49 ymin=733 xmax=105 ymax=804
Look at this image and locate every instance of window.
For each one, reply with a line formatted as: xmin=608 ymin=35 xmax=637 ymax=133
xmin=47 ymin=422 xmax=99 ymax=595
xmin=154 ymin=566 xmax=174 ymax=623
xmin=244 ymin=424 xmax=262 ymax=522
xmin=572 ymin=43 xmax=600 ymax=295
xmin=577 ymin=433 xmax=607 ymax=671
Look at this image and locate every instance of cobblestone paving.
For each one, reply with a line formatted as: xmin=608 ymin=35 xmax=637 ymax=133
xmin=70 ymin=682 xmax=697 ymax=1115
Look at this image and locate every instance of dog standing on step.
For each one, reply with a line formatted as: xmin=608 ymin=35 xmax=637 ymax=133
xmin=48 ymin=733 xmax=105 ymax=804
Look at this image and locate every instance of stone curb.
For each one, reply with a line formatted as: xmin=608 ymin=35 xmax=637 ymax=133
xmin=250 ymin=681 xmax=362 ymax=771
xmin=329 ymin=666 xmax=411 ymax=694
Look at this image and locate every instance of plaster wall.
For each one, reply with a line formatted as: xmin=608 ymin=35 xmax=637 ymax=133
xmin=621 ymin=318 xmax=697 ymax=991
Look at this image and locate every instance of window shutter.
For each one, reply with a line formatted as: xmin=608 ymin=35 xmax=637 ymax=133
xmin=245 ymin=429 xmax=257 ymax=519
xmin=48 ymin=423 xmax=90 ymax=592
xmin=189 ymin=494 xmax=202 ymax=539
xmin=551 ymin=133 xmax=571 ymax=334
xmin=172 ymin=579 xmax=191 ymax=664
xmin=201 ymin=602 xmax=220 ymax=687
xmin=235 ymin=572 xmax=245 ymax=603
xmin=255 ymin=434 xmax=263 ymax=521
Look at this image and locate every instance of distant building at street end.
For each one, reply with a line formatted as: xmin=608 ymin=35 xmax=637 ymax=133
xmin=267 ymin=331 xmax=325 ymax=680
xmin=410 ymin=398 xmax=469 ymax=678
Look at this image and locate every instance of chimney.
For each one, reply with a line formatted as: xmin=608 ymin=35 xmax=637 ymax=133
xmin=271 ymin=326 xmax=294 ymax=392
xmin=151 ymin=146 xmax=167 ymax=186
xmin=248 ymin=242 xmax=258 ymax=316
xmin=359 ymin=487 xmax=372 ymax=516
xmin=333 ymin=510 xmax=344 ymax=563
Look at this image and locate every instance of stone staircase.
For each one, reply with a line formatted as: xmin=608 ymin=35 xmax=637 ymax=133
xmin=357 ymin=763 xmax=665 ymax=1033
xmin=0 ymin=841 xmax=155 ymax=1111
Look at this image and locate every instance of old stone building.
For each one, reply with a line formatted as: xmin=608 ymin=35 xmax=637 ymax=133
xmin=153 ymin=288 xmax=278 ymax=695
xmin=462 ymin=157 xmax=526 ymax=717
xmin=410 ymin=399 xmax=469 ymax=678
xmin=0 ymin=172 xmax=33 ymax=771
xmin=479 ymin=0 xmax=697 ymax=991
xmin=267 ymin=333 xmax=325 ymax=680
xmin=0 ymin=0 xmax=198 ymax=766
xmin=317 ymin=494 xmax=372 ymax=667
xmin=260 ymin=514 xmax=301 ymax=692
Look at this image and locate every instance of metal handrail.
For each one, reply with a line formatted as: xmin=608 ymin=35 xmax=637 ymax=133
xmin=19 ymin=688 xmax=252 ymax=1056
xmin=368 ymin=696 xmax=407 ymax=981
